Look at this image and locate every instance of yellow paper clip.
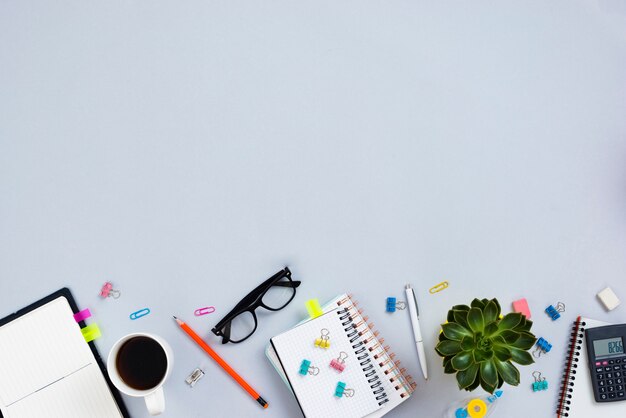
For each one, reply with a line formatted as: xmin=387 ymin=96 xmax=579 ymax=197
xmin=306 ymin=299 xmax=323 ymax=319
xmin=81 ymin=323 xmax=102 ymax=343
xmin=429 ymin=281 xmax=448 ymax=294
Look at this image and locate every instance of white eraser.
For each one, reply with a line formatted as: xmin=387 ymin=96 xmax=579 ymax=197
xmin=597 ymin=287 xmax=621 ymax=311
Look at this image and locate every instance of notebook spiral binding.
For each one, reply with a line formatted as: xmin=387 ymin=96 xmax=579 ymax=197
xmin=336 ymin=295 xmax=417 ymax=406
xmin=557 ymin=317 xmax=585 ymax=418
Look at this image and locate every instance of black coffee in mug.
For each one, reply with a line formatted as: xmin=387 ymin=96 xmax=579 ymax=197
xmin=116 ymin=336 xmax=168 ymax=390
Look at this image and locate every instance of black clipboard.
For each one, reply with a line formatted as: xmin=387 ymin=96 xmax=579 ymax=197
xmin=0 ymin=288 xmax=130 ymax=418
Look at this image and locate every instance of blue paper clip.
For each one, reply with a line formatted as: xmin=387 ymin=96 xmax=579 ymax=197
xmin=129 ymin=308 xmax=151 ymax=320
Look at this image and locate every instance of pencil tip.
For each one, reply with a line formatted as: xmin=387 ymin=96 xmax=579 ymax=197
xmin=172 ymin=315 xmax=178 ymax=320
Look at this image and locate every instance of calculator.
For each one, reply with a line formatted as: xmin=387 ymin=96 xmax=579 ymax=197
xmin=585 ymin=324 xmax=626 ymax=402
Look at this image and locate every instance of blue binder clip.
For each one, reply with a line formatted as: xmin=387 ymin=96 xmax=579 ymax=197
xmin=334 ymin=381 xmax=355 ymax=397
xmin=386 ymin=297 xmax=406 ymax=313
xmin=533 ymin=337 xmax=552 ymax=358
xmin=545 ymin=302 xmax=565 ymax=320
xmin=532 ymin=371 xmax=548 ymax=391
xmin=299 ymin=359 xmax=319 ymax=376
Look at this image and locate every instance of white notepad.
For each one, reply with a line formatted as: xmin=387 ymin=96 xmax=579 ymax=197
xmin=268 ymin=294 xmax=415 ymax=418
xmin=557 ymin=317 xmax=626 ymax=418
xmin=0 ymin=296 xmax=125 ymax=418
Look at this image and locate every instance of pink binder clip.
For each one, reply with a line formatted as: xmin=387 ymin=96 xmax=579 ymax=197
xmin=100 ymin=282 xmax=121 ymax=299
xmin=330 ymin=351 xmax=348 ymax=373
xmin=194 ymin=306 xmax=216 ymax=316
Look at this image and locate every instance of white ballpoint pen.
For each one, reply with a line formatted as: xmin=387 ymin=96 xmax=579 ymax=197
xmin=405 ymin=284 xmax=428 ymax=380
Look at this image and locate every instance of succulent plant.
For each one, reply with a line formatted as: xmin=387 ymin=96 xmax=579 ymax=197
xmin=435 ymin=298 xmax=536 ymax=393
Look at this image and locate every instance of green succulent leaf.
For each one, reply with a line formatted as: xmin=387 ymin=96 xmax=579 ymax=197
xmin=492 ymin=299 xmax=501 ymax=317
xmin=447 ymin=310 xmax=455 ymax=322
xmin=442 ymin=323 xmax=472 ymax=341
xmin=516 ymin=318 xmax=533 ymax=333
xmin=491 ymin=335 xmax=506 ymax=346
xmin=466 ymin=376 xmax=481 ymax=392
xmin=452 ymin=304 xmax=470 ymax=312
xmin=484 ymin=321 xmax=498 ymax=337
xmin=500 ymin=330 xmax=521 ymax=344
xmin=456 ymin=363 xmax=479 ymax=389
xmin=467 ymin=308 xmax=485 ymax=333
xmin=451 ymin=351 xmax=474 ymax=371
xmin=473 ymin=349 xmax=493 ymax=363
xmin=453 ymin=310 xmax=470 ymax=330
xmin=436 ymin=340 xmax=463 ymax=356
xmin=509 ymin=348 xmax=534 ymax=365
xmin=443 ymin=357 xmax=456 ymax=374
xmin=483 ymin=300 xmax=499 ymax=323
xmin=493 ymin=345 xmax=513 ymax=362
xmin=480 ymin=360 xmax=498 ymax=386
xmin=494 ymin=360 xmax=520 ymax=386
xmin=460 ymin=336 xmax=475 ymax=351
xmin=510 ymin=332 xmax=537 ymax=350
xmin=480 ymin=376 xmax=497 ymax=394
xmin=498 ymin=313 xmax=523 ymax=331
xmin=470 ymin=299 xmax=485 ymax=310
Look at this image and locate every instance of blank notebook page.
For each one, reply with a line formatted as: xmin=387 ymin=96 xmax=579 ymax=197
xmin=0 ymin=297 xmax=123 ymax=418
xmin=271 ymin=308 xmax=382 ymax=418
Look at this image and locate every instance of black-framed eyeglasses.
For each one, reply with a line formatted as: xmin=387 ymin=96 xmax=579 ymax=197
xmin=211 ymin=267 xmax=300 ymax=344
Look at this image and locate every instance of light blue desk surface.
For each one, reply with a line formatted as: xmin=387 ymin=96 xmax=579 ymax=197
xmin=1 ymin=1 xmax=626 ymax=417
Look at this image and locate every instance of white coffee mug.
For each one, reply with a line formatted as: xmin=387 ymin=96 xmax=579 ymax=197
xmin=107 ymin=333 xmax=173 ymax=416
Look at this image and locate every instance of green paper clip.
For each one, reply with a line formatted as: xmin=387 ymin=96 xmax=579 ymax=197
xmin=306 ymin=299 xmax=323 ymax=319
xmin=81 ymin=323 xmax=102 ymax=342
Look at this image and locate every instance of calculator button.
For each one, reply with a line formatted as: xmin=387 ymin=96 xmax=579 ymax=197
xmin=617 ymin=359 xmax=622 ymax=364
xmin=597 ymin=367 xmax=604 ymax=373
xmin=608 ymin=385 xmax=615 ymax=392
xmin=601 ymin=393 xmax=608 ymax=400
xmin=603 ymin=361 xmax=609 ymax=365
xmin=598 ymin=374 xmax=604 ymax=380
xmin=617 ymin=385 xmax=624 ymax=391
xmin=616 ymin=372 xmax=622 ymax=378
xmin=606 ymin=367 xmax=613 ymax=372
xmin=608 ymin=379 xmax=615 ymax=386
xmin=623 ymin=364 xmax=626 ymax=370
xmin=607 ymin=373 xmax=613 ymax=379
xmin=599 ymin=387 xmax=607 ymax=393
xmin=619 ymin=392 xmax=625 ymax=398
xmin=610 ymin=360 xmax=615 ymax=365
xmin=610 ymin=393 xmax=617 ymax=399
xmin=618 ymin=378 xmax=624 ymax=384
xmin=599 ymin=380 xmax=605 ymax=386
xmin=615 ymin=365 xmax=621 ymax=371
xmin=596 ymin=361 xmax=603 ymax=366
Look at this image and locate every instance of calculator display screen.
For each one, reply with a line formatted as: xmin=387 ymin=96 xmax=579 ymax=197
xmin=593 ymin=337 xmax=624 ymax=359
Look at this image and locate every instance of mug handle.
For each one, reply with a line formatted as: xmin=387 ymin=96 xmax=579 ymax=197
xmin=144 ymin=387 xmax=165 ymax=416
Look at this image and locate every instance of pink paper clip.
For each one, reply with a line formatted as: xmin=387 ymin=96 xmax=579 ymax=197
xmin=100 ymin=282 xmax=121 ymax=299
xmin=330 ymin=351 xmax=348 ymax=373
xmin=194 ymin=306 xmax=215 ymax=316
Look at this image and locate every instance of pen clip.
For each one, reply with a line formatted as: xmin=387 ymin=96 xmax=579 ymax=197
xmin=406 ymin=284 xmax=419 ymax=316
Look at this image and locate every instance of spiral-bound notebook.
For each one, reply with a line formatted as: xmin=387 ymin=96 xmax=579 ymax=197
xmin=557 ymin=316 xmax=626 ymax=418
xmin=268 ymin=294 xmax=415 ymax=418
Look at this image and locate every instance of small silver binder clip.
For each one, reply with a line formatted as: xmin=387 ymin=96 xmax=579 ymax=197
xmin=185 ymin=368 xmax=205 ymax=387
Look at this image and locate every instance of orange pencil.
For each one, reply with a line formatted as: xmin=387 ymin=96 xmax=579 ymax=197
xmin=173 ymin=316 xmax=268 ymax=409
